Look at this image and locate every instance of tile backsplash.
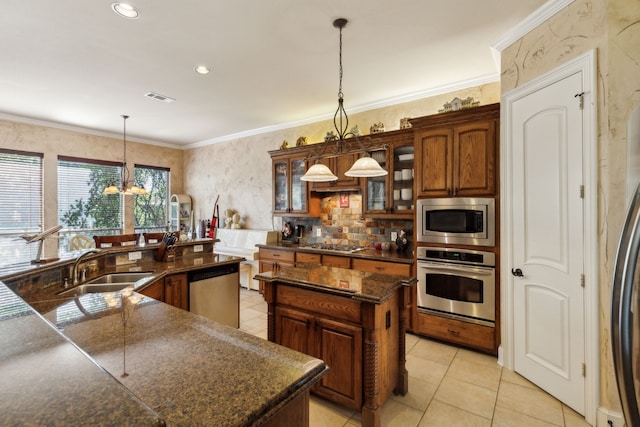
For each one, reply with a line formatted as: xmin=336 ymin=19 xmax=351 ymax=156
xmin=283 ymin=193 xmax=413 ymax=250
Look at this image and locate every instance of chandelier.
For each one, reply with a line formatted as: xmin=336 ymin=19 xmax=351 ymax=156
xmin=301 ymin=18 xmax=388 ymax=182
xmin=103 ymin=115 xmax=148 ymax=195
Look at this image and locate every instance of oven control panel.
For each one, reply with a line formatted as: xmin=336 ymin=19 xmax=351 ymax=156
xmin=416 ymin=247 xmax=495 ymax=267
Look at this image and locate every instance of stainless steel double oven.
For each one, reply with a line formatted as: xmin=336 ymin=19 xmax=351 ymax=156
xmin=416 ymin=247 xmax=495 ymax=326
xmin=415 ymin=196 xmax=497 ymax=326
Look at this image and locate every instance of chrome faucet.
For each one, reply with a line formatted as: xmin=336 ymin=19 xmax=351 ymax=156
xmin=72 ymin=249 xmax=101 ymax=286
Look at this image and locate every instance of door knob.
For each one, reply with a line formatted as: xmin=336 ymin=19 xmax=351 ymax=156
xmin=511 ymin=268 xmax=524 ymax=277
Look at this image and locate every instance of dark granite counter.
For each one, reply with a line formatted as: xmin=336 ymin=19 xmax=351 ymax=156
xmin=255 ymin=242 xmax=414 ymax=264
xmin=0 ymin=244 xmax=328 ymax=426
xmin=0 ymin=285 xmax=165 ymax=426
xmin=255 ymin=264 xmax=417 ymax=303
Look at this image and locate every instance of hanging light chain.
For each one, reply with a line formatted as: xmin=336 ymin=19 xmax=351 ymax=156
xmin=337 ymin=20 xmax=344 ymax=100
xmin=333 ymin=18 xmax=349 ymax=141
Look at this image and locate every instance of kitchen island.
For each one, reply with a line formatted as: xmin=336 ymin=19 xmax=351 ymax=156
xmin=255 ymin=265 xmax=417 ymax=427
xmin=0 ymin=243 xmax=328 ymax=426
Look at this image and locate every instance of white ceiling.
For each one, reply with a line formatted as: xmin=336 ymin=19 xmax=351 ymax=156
xmin=0 ymin=0 xmax=549 ymax=148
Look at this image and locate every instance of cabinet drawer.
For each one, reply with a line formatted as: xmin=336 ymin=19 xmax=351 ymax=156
xmin=259 ymin=249 xmax=295 ymax=263
xmin=416 ymin=311 xmax=495 ymax=354
xmin=322 ymin=255 xmax=351 ymax=268
xmin=278 ymin=285 xmax=361 ymax=324
xmin=352 ymin=258 xmax=411 ymax=276
xmin=296 ymin=252 xmax=321 ymax=265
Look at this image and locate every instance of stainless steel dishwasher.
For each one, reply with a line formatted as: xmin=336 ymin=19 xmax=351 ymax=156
xmin=188 ymin=264 xmax=239 ymax=328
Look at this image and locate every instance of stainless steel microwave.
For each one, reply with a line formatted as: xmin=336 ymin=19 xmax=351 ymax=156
xmin=416 ymin=197 xmax=495 ymax=247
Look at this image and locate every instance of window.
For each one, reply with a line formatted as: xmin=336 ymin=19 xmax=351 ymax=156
xmin=0 ymin=149 xmax=43 ymax=266
xmin=57 ymin=156 xmax=122 ymax=255
xmin=134 ymin=164 xmax=170 ymax=235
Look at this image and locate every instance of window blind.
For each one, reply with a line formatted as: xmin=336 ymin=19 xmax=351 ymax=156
xmin=0 ymin=149 xmax=43 ymax=266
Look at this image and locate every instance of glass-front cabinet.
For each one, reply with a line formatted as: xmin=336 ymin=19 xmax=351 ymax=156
xmin=272 ymin=154 xmax=308 ymax=215
xmin=364 ymin=148 xmax=389 ymax=214
xmin=392 ymin=144 xmax=414 ymax=214
xmin=362 ymin=129 xmax=414 ymax=218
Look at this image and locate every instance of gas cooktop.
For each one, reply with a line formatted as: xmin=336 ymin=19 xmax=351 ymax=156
xmin=299 ymin=244 xmax=368 ymax=254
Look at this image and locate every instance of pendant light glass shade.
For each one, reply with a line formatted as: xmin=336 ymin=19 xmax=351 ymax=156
xmin=300 ymin=162 xmax=338 ymax=182
xmin=103 ymin=183 xmax=120 ymax=195
xmin=344 ymin=155 xmax=388 ymax=177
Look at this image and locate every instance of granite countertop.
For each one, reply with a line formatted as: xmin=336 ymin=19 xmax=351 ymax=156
xmin=28 ymin=291 xmax=327 ymax=426
xmin=0 ymin=248 xmax=328 ymax=426
xmin=256 ymin=242 xmax=415 ymax=264
xmin=0 ymin=285 xmax=165 ymax=426
xmin=255 ymin=265 xmax=417 ymax=303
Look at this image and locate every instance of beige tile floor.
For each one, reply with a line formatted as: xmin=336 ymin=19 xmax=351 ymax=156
xmin=239 ymin=288 xmax=591 ymax=427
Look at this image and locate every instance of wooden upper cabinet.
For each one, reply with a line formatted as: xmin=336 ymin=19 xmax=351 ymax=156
xmin=272 ymin=154 xmax=310 ymax=215
xmin=413 ymin=104 xmax=499 ymax=198
xmin=415 ymin=128 xmax=454 ymax=197
xmin=310 ymin=153 xmax=361 ymax=191
xmin=453 ymin=120 xmax=496 ymax=196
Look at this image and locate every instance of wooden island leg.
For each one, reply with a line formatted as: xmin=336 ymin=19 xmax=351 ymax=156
xmin=395 ymin=285 xmax=409 ymax=396
xmin=262 ymin=281 xmax=276 ymax=342
xmin=361 ymin=303 xmax=381 ymax=427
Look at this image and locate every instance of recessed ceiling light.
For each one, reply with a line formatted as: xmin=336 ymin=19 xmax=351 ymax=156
xmin=194 ymin=65 xmax=211 ymax=75
xmin=111 ymin=2 xmax=140 ymax=19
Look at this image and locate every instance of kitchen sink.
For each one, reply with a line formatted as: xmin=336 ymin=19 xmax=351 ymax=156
xmin=87 ymin=272 xmax=154 ymax=284
xmin=60 ymin=283 xmax=136 ymax=296
xmin=59 ymin=272 xmax=155 ymax=296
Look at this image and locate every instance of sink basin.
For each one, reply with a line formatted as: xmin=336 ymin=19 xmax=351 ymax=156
xmin=59 ymin=272 xmax=155 ymax=296
xmin=87 ymin=272 xmax=154 ymax=284
xmin=60 ymin=283 xmax=136 ymax=296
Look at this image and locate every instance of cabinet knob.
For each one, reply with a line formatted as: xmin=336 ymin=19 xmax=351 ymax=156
xmin=447 ymin=329 xmax=460 ymax=336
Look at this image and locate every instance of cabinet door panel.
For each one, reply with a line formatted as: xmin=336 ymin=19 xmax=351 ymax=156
xmin=165 ymin=274 xmax=188 ymax=310
xmin=273 ymin=160 xmax=289 ymax=213
xmin=416 ymin=128 xmax=453 ymax=197
xmin=454 ymin=120 xmax=496 ymax=196
xmin=315 ymin=317 xmax=362 ymax=408
xmin=333 ymin=153 xmax=361 ymax=188
xmin=310 ymin=154 xmax=361 ymax=190
xmin=290 ymin=158 xmax=308 ymax=213
xmin=275 ymin=307 xmax=313 ymax=355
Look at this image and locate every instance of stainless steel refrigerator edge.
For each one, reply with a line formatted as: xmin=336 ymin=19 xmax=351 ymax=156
xmin=612 ymin=181 xmax=640 ymax=427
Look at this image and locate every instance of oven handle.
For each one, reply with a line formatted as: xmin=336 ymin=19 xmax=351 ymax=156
xmin=417 ymin=261 xmax=495 ymax=276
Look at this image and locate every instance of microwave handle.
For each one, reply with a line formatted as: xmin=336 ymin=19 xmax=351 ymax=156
xmin=418 ymin=261 xmax=494 ymax=276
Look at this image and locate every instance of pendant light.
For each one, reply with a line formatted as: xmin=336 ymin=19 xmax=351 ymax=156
xmin=301 ymin=18 xmax=388 ymax=182
xmin=103 ymin=115 xmax=148 ymax=195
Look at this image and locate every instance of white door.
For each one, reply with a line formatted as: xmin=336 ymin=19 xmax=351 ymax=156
xmin=510 ymin=71 xmax=585 ymax=414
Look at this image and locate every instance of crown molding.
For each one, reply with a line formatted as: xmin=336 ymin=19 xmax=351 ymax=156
xmin=492 ymin=0 xmax=575 ymax=53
